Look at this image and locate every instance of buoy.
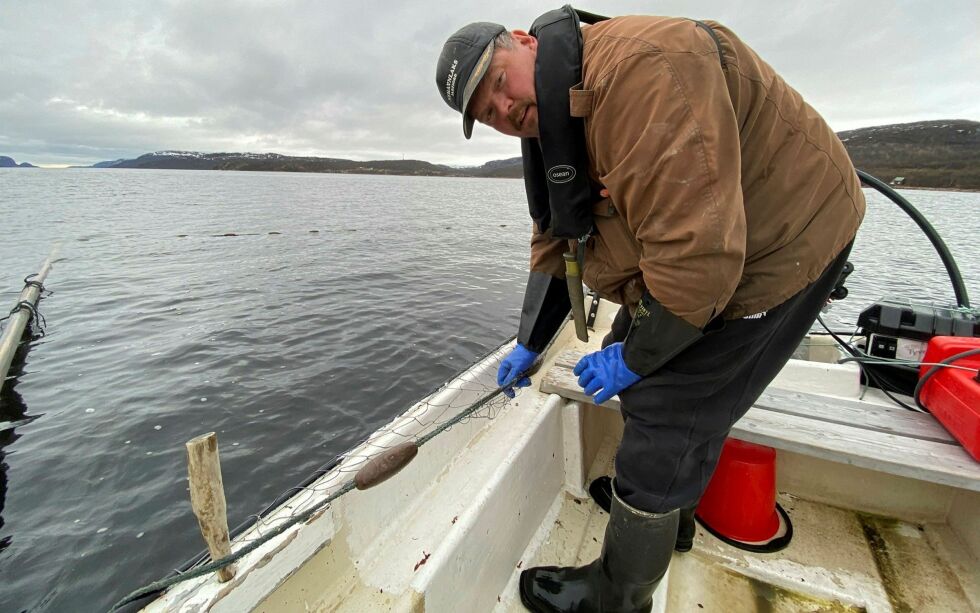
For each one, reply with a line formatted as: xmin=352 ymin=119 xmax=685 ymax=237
xmin=354 ymin=442 xmax=419 ymax=490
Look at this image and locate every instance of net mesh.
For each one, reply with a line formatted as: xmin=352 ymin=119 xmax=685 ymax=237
xmin=230 ymin=339 xmax=512 ymax=547
xmin=111 ymin=337 xmax=518 ymax=610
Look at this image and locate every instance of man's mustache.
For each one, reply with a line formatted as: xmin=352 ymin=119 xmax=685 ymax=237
xmin=508 ymin=102 xmax=531 ymax=130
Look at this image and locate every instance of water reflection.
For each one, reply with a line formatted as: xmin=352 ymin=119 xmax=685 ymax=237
xmin=0 ymin=334 xmax=41 ymax=555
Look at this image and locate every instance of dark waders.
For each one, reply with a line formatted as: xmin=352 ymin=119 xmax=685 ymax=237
xmin=521 ymin=244 xmax=852 ymax=612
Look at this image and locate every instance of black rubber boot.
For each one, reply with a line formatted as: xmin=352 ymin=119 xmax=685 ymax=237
xmin=674 ymin=506 xmax=696 ymax=553
xmin=588 ymin=476 xmax=614 ymax=514
xmin=520 ymin=482 xmax=679 ymax=612
xmin=589 ymin=476 xmax=696 ymax=553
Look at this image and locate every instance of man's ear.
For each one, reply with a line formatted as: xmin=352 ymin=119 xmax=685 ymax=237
xmin=511 ymin=29 xmax=537 ymax=50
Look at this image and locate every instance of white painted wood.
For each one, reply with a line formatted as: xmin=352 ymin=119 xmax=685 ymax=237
xmin=776 ymin=451 xmax=956 ymax=523
xmin=755 ymin=388 xmax=956 ymax=444
xmin=734 ymin=410 xmax=980 ymax=491
xmin=419 ymin=394 xmax=566 ymax=613
xmin=542 ymin=350 xmax=980 ymax=492
xmin=544 ymin=352 xmax=953 ymax=444
xmin=945 ymin=490 xmax=980 ymax=587
xmin=541 ymin=354 xmax=617 ymax=410
xmin=561 ymin=401 xmax=588 ymax=498
xmin=769 ymin=358 xmax=862 ymax=397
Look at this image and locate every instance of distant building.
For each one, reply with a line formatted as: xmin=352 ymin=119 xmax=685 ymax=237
xmin=891 ymin=176 xmax=906 ymax=185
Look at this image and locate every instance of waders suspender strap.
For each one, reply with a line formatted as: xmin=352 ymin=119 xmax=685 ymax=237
xmin=693 ymin=20 xmax=727 ymax=70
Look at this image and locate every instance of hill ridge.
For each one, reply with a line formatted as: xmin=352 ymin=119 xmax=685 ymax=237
xmin=77 ymin=119 xmax=980 ymax=189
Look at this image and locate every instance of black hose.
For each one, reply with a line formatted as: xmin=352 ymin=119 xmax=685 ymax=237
xmin=857 ymin=170 xmax=971 ymax=308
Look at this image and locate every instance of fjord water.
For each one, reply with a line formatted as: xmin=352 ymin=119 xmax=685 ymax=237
xmin=0 ymin=169 xmax=977 ymax=612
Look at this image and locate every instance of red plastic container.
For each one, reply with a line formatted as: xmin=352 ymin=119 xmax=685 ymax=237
xmin=696 ymin=439 xmax=780 ymax=542
xmin=919 ymin=336 xmax=980 ymax=461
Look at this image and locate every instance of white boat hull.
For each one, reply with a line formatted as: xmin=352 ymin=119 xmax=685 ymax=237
xmin=143 ymin=300 xmax=979 ymax=612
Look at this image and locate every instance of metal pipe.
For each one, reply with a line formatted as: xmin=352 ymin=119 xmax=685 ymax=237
xmin=0 ymin=251 xmax=56 ymax=389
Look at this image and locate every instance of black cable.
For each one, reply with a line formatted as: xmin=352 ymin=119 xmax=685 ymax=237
xmin=914 ymin=348 xmax=980 ymax=411
xmin=24 ymin=273 xmax=45 ymax=292
xmin=1 ymin=300 xmax=47 ymax=336
xmin=817 ymin=315 xmax=919 ymax=411
xmin=857 ymin=170 xmax=971 ymax=308
xmin=837 ymin=356 xmax=919 ymax=373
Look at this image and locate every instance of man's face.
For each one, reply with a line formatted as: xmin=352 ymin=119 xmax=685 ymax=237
xmin=467 ymin=30 xmax=538 ymax=138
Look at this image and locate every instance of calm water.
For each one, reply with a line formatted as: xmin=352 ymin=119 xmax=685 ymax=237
xmin=0 ymin=169 xmax=977 ymax=612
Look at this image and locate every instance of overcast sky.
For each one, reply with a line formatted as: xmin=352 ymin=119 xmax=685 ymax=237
xmin=2 ymin=0 xmax=978 ymax=167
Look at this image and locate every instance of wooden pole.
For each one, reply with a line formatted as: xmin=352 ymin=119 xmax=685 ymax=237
xmin=0 ymin=249 xmax=57 ymax=390
xmin=186 ymin=432 xmax=236 ymax=582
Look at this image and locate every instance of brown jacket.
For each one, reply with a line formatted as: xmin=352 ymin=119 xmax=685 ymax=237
xmin=530 ymin=16 xmax=865 ymax=326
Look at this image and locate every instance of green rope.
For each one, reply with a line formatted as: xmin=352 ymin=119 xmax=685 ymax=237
xmin=413 ymin=381 xmax=512 ymax=447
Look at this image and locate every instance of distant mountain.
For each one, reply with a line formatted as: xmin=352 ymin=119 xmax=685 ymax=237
xmin=0 ymin=156 xmax=36 ymax=168
xmin=85 ymin=120 xmax=979 ymax=188
xmin=90 ymin=150 xmax=518 ymax=178
xmin=471 ymin=157 xmax=523 ymax=178
xmin=470 ymin=121 xmax=980 ymax=186
xmin=91 ymin=158 xmax=128 ymax=168
xmin=839 ymin=120 xmax=979 ymax=190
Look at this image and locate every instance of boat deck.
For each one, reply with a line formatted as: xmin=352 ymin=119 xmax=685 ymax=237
xmin=494 ymin=446 xmax=978 ymax=612
xmin=489 ymin=303 xmax=977 ymax=612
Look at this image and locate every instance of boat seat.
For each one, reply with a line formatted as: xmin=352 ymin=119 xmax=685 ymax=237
xmin=541 ymin=350 xmax=980 ymax=492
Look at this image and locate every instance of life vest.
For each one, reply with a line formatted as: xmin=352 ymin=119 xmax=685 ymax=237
xmin=516 ymin=7 xmax=727 ymax=358
xmin=521 ymin=5 xmax=608 ymax=241
xmin=521 ymin=7 xmax=724 ymax=242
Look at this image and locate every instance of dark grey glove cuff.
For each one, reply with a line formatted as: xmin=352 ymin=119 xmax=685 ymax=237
xmin=517 ymin=271 xmax=571 ymax=354
xmin=622 ymin=292 xmax=704 ymax=376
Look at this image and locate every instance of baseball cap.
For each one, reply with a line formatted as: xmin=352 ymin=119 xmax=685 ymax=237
xmin=436 ymin=21 xmax=506 ymax=139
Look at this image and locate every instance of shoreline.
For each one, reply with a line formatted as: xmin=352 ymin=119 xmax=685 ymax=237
xmin=6 ymin=165 xmax=980 ymax=192
xmin=887 ymin=185 xmax=980 ymax=194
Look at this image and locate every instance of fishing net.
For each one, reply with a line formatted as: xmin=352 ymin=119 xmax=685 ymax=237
xmin=110 ymin=336 xmax=520 ymax=610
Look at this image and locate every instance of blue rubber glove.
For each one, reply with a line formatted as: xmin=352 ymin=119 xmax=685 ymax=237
xmin=573 ymin=342 xmax=642 ymax=404
xmin=497 ymin=343 xmax=539 ymax=398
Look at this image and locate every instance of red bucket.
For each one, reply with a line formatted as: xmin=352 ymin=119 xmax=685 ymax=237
xmin=697 ymin=439 xmax=781 ymax=543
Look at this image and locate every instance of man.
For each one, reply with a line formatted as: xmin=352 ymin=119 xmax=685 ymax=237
xmin=436 ymin=7 xmax=864 ymax=613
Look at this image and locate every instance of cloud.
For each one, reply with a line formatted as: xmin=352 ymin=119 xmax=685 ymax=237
xmin=1 ymin=0 xmax=977 ymax=165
